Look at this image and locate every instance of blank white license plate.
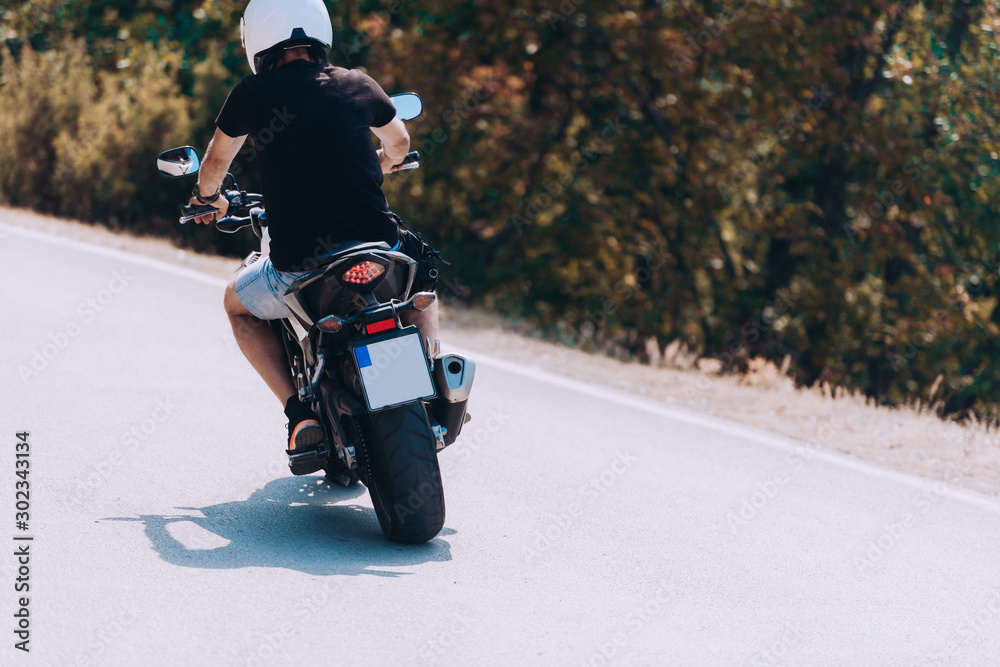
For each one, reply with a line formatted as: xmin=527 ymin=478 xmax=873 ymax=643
xmin=352 ymin=329 xmax=436 ymax=412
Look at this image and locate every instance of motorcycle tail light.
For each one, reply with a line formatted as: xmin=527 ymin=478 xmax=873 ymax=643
xmin=366 ymin=319 xmax=396 ymax=335
xmin=342 ymin=261 xmax=385 ymax=285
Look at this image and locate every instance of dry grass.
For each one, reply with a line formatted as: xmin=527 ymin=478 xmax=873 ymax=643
xmin=6 ymin=205 xmax=998 ymax=497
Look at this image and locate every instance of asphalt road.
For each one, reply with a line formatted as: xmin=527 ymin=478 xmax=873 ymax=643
xmin=2 ymin=221 xmax=1000 ymax=666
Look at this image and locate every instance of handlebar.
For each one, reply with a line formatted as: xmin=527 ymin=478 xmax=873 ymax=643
xmin=216 ymin=216 xmax=253 ymax=233
xmin=178 ymin=191 xmax=263 ymax=225
xmin=179 ymin=203 xmax=218 ymax=223
xmin=177 ymin=151 xmax=420 ymax=229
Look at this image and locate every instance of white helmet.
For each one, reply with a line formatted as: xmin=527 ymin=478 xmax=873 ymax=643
xmin=241 ymin=0 xmax=334 ymax=75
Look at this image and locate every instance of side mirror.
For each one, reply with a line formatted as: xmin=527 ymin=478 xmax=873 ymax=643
xmin=156 ymin=146 xmax=201 ymax=178
xmin=389 ymin=93 xmax=423 ymax=122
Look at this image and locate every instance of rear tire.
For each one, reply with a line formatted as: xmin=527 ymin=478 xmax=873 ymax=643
xmin=363 ymin=402 xmax=445 ymax=543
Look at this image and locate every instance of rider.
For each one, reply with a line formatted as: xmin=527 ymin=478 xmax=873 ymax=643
xmin=189 ymin=0 xmax=439 ymax=476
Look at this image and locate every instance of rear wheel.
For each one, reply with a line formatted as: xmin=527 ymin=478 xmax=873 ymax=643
xmin=362 ymin=402 xmax=445 ymax=543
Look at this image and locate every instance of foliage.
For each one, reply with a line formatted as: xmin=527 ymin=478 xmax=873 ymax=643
xmin=1 ymin=0 xmax=998 ymax=419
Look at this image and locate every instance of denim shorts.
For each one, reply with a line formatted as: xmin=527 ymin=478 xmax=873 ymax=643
xmin=235 ymin=240 xmax=403 ymax=321
xmin=234 ymin=255 xmax=310 ymax=321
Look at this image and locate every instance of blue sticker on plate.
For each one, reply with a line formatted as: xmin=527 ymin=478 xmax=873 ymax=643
xmin=355 ymin=346 xmax=372 ymax=369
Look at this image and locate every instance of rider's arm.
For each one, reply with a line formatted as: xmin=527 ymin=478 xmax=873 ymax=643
xmin=190 ymin=129 xmax=247 ymax=224
xmin=371 ymin=118 xmax=410 ymax=174
xmin=198 ymin=129 xmax=246 ymax=199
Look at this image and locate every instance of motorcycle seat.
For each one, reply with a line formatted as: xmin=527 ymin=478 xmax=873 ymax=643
xmin=299 ymin=240 xmax=395 ymax=272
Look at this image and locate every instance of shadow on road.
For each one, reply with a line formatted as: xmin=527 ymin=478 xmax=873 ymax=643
xmin=103 ymin=476 xmax=454 ymax=577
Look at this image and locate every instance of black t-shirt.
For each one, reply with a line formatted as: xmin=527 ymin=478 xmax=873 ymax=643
xmin=216 ymin=61 xmax=400 ymax=271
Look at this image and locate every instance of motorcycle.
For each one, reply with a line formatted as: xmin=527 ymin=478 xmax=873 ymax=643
xmin=155 ymin=93 xmax=474 ymax=544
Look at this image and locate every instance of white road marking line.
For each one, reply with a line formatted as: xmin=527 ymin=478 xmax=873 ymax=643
xmin=446 ymin=346 xmax=1000 ymax=514
xmin=7 ymin=219 xmax=1000 ymax=514
xmin=0 ymin=222 xmax=229 ymax=288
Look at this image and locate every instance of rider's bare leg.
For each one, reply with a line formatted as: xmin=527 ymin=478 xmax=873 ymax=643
xmin=223 ymin=278 xmax=296 ymax=405
xmin=401 ymin=300 xmax=439 ymax=354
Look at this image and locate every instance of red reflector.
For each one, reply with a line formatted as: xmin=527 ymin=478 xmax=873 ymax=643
xmin=366 ymin=319 xmax=396 ymax=335
xmin=342 ymin=261 xmax=386 ymax=285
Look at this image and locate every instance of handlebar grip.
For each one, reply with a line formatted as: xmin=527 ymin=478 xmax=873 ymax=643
xmin=179 ymin=203 xmax=219 ymax=224
xmin=394 ymin=151 xmax=421 ymax=171
xmin=216 ymin=216 xmax=253 ymax=234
